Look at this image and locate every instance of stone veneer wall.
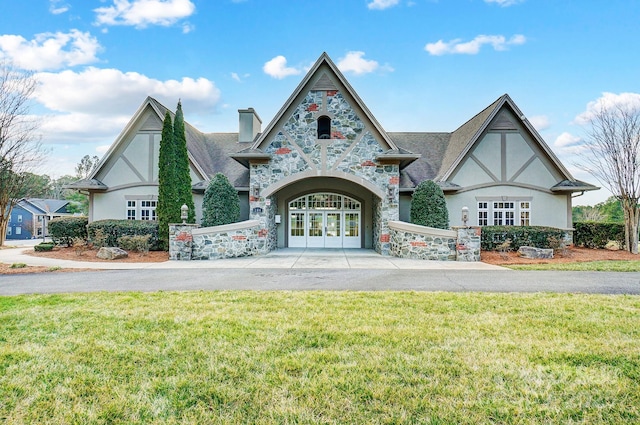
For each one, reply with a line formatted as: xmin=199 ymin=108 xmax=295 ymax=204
xmin=169 ymin=220 xmax=269 ymax=261
xmin=388 ymin=221 xmax=482 ymax=261
xmin=169 ymin=223 xmax=199 ymax=261
xmin=251 ymin=88 xmax=399 ymax=255
xmin=388 ymin=221 xmax=457 ymax=261
xmin=453 ymin=226 xmax=482 ymax=262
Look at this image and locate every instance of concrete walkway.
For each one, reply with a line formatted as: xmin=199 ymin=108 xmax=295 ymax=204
xmin=0 ymin=246 xmax=506 ymax=271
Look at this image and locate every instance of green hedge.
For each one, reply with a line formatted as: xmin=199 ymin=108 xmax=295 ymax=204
xmin=87 ymin=220 xmax=160 ymax=251
xmin=48 ymin=216 xmax=88 ymax=246
xmin=573 ymin=222 xmax=625 ymax=249
xmin=34 ymin=242 xmax=54 ymax=252
xmin=481 ymin=226 xmax=567 ymax=251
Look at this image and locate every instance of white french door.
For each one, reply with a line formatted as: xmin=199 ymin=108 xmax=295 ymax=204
xmin=288 ymin=193 xmax=361 ymax=248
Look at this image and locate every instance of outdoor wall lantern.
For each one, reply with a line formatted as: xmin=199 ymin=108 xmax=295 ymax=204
xmin=252 ymin=183 xmax=260 ymax=198
xmin=461 ymin=206 xmax=469 ymax=226
xmin=180 ymin=204 xmax=188 ymax=224
xmin=387 ymin=185 xmax=396 ymax=201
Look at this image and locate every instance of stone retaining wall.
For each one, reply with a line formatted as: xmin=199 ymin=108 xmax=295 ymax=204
xmin=388 ymin=221 xmax=481 ymax=261
xmin=170 ymin=221 xmax=481 ymax=262
xmin=169 ymin=220 xmax=268 ymax=261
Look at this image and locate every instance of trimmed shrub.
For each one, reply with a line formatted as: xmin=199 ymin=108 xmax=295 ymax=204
xmin=202 ymin=173 xmax=241 ymax=227
xmin=48 ymin=216 xmax=88 ymax=246
xmin=34 ymin=242 xmax=54 ymax=252
xmin=410 ymin=180 xmax=449 ymax=229
xmin=481 ymin=226 xmax=566 ymax=251
xmin=88 ymin=220 xmax=159 ymax=251
xmin=117 ymin=234 xmax=152 ymax=254
xmin=574 ymin=221 xmax=625 ymax=249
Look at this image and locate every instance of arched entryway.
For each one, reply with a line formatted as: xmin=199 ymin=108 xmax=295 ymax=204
xmin=288 ymin=193 xmax=361 ymax=248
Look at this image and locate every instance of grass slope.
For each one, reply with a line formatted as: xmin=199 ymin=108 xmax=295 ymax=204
xmin=1 ymin=291 xmax=639 ymax=424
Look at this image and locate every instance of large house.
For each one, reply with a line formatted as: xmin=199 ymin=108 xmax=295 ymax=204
xmin=69 ymin=53 xmax=597 ymax=253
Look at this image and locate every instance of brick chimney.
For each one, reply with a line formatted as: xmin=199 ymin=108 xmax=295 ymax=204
xmin=238 ymin=108 xmax=262 ymax=143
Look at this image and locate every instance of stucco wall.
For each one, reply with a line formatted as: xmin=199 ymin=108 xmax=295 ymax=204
xmin=445 ymin=187 xmax=571 ymax=229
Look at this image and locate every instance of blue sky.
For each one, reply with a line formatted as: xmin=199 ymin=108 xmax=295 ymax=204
xmin=2 ymin=0 xmax=640 ymax=205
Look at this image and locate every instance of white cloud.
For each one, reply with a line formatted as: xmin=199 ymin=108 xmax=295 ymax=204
xmin=231 ymin=72 xmax=250 ymax=83
xmin=94 ymin=0 xmax=196 ymax=28
xmin=367 ymin=0 xmax=400 ymax=10
xmin=554 ymin=132 xmax=582 ymax=148
xmin=263 ymin=56 xmax=302 ymax=79
xmin=484 ymin=0 xmax=523 ymax=6
xmin=528 ymin=115 xmax=550 ymax=131
xmin=0 ymin=30 xmax=101 ymax=71
xmin=337 ymin=51 xmax=392 ymax=75
xmin=33 ymin=67 xmax=220 ymax=143
xmin=49 ymin=0 xmax=70 ymax=14
xmin=425 ymin=34 xmax=526 ymax=55
xmin=574 ymin=92 xmax=640 ymax=125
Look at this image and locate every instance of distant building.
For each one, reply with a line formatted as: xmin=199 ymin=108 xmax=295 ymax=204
xmin=5 ymin=198 xmax=72 ymax=240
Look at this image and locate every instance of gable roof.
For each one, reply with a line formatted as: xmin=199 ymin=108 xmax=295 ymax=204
xmin=17 ymin=198 xmax=71 ymax=215
xmin=69 ymin=59 xmax=595 ymax=195
xmin=438 ymin=94 xmax=577 ymax=183
xmin=250 ymin=52 xmax=401 ymax=153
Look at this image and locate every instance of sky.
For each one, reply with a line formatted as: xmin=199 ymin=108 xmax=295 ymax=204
xmin=2 ymin=0 xmax=640 ymax=206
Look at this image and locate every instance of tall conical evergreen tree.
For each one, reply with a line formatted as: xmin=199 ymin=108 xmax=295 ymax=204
xmin=172 ymin=100 xmax=195 ymax=223
xmin=157 ymin=110 xmax=176 ymax=250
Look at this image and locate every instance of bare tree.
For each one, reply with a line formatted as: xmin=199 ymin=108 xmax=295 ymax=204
xmin=0 ymin=61 xmax=45 ymax=246
xmin=578 ymin=101 xmax=640 ymax=253
xmin=75 ymin=154 xmax=100 ymax=179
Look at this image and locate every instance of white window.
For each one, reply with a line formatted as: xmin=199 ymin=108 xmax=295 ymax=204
xmin=478 ymin=202 xmax=489 ymax=226
xmin=126 ymin=201 xmax=137 ymax=220
xmin=125 ymin=199 xmax=157 ymax=220
xmin=520 ymin=201 xmax=531 ymax=226
xmin=140 ymin=200 xmax=157 ymax=221
xmin=17 ymin=215 xmax=22 ymax=223
xmin=493 ymin=202 xmax=515 ymax=226
xmin=7 ymin=227 xmax=11 ymax=236
xmin=477 ymin=200 xmax=531 ymax=226
xmin=16 ymin=227 xmax=21 ymax=235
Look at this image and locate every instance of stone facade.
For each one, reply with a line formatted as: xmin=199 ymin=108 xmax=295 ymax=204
xmin=169 ymin=223 xmax=199 ymax=261
xmin=251 ymin=87 xmax=399 ymax=255
xmin=388 ymin=221 xmax=458 ymax=261
xmin=387 ymin=221 xmax=482 ymax=261
xmin=453 ymin=226 xmax=482 ymax=262
xmin=169 ymin=221 xmax=269 ymax=261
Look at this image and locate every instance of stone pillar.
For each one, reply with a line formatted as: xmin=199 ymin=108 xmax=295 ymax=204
xmin=169 ymin=223 xmax=199 ymax=261
xmin=453 ymin=226 xmax=481 ymax=262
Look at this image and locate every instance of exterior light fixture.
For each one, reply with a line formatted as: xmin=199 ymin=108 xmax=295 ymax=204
xmin=252 ymin=183 xmax=260 ymax=198
xmin=387 ymin=185 xmax=396 ymax=201
xmin=180 ymin=204 xmax=188 ymax=224
xmin=461 ymin=206 xmax=469 ymax=226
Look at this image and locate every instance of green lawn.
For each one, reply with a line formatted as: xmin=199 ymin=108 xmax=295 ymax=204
xmin=1 ymin=291 xmax=639 ymax=424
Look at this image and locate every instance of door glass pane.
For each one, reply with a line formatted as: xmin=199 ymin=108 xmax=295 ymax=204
xmin=290 ymin=213 xmax=305 ymax=236
xmin=326 ymin=213 xmax=340 ymax=237
xmin=345 ymin=213 xmax=359 ymax=237
xmin=309 ymin=213 xmax=323 ymax=237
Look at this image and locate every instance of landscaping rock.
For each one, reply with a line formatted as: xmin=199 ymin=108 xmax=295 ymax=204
xmin=97 ymin=247 xmax=128 ymax=260
xmin=517 ymin=246 xmax=553 ymax=259
xmin=605 ymin=240 xmax=621 ymax=251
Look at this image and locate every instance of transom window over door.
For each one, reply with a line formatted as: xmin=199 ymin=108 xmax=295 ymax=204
xmin=288 ymin=193 xmax=361 ymax=248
